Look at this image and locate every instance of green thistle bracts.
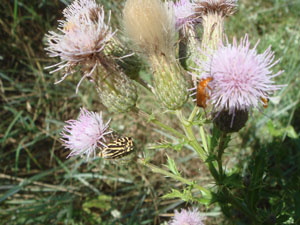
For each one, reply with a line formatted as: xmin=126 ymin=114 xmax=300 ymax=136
xmin=200 ymin=13 xmax=224 ymax=54
xmin=104 ymin=37 xmax=142 ymax=80
xmin=98 ymin=72 xmax=137 ymax=113
xmin=183 ymin=13 xmax=224 ymax=76
xmin=151 ymin=56 xmax=188 ymax=110
xmin=185 ymin=28 xmax=201 ymax=71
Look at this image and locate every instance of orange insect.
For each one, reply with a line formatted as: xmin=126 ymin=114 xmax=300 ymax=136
xmin=260 ymin=97 xmax=269 ymax=108
xmin=196 ymin=77 xmax=213 ymax=108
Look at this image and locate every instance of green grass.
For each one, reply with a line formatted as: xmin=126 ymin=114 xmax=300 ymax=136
xmin=1 ymin=0 xmax=300 ymax=224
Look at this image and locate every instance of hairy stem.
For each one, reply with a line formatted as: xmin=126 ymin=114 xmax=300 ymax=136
xmin=176 ymin=108 xmax=206 ymax=161
xmin=199 ymin=126 xmax=208 ymax=153
xmin=217 ymin=132 xmax=227 ymax=178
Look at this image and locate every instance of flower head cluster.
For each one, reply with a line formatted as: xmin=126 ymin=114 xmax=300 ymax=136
xmin=192 ymin=34 xmax=283 ymax=115
xmin=45 ymin=0 xmax=116 ymax=92
xmin=61 ymin=108 xmax=112 ymax=160
xmin=169 ymin=0 xmax=198 ymax=31
xmin=195 ymin=0 xmax=237 ymax=16
xmin=169 ymin=208 xmax=205 ymax=225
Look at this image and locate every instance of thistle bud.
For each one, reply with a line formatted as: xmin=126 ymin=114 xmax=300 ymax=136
xmin=171 ymin=0 xmax=199 ymax=70
xmin=186 ymin=0 xmax=238 ymax=84
xmin=97 ymin=72 xmax=137 ymax=113
xmin=200 ymin=12 xmax=224 ymax=52
xmin=123 ymin=0 xmax=189 ymax=110
xmin=196 ymin=0 xmax=238 ymax=51
xmin=123 ymin=0 xmax=175 ymax=58
xmin=151 ymin=56 xmax=188 ymax=110
xmin=104 ymin=37 xmax=142 ymax=80
xmin=184 ymin=28 xmax=202 ymax=77
xmin=213 ymin=109 xmax=248 ymax=133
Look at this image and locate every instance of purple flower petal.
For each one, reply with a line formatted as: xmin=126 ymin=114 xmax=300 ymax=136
xmin=191 ymin=34 xmax=283 ymax=115
xmin=61 ymin=108 xmax=112 ymax=160
xmin=169 ymin=208 xmax=205 ymax=225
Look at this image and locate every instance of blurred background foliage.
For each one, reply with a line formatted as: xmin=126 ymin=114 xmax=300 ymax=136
xmin=0 ymin=0 xmax=299 ymax=224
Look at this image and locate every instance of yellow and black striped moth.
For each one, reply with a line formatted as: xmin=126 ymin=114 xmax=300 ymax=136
xmin=98 ymin=137 xmax=134 ymax=159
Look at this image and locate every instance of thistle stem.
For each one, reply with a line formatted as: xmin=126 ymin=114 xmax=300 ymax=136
xmin=188 ymin=105 xmax=199 ymax=122
xmin=176 ymin=109 xmax=206 ymax=161
xmin=199 ymin=126 xmax=208 ymax=153
xmin=217 ymin=132 xmax=227 ymax=178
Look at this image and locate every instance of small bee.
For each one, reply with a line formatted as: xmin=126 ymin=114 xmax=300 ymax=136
xmin=196 ymin=77 xmax=213 ymax=108
xmin=260 ymin=97 xmax=269 ymax=108
xmin=98 ymin=137 xmax=134 ymax=159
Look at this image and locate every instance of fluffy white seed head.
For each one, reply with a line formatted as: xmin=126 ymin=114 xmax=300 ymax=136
xmin=123 ymin=0 xmax=176 ymax=58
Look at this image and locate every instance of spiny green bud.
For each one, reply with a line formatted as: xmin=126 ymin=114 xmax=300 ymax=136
xmin=115 ymin=52 xmax=142 ymax=81
xmin=194 ymin=0 xmax=237 ymax=52
xmin=178 ymin=31 xmax=188 ymax=70
xmin=200 ymin=12 xmax=225 ymax=53
xmin=104 ymin=37 xmax=142 ymax=80
xmin=98 ymin=72 xmax=137 ymax=113
xmin=185 ymin=12 xmax=226 ymax=85
xmin=184 ymin=28 xmax=202 ymax=73
xmin=151 ymin=56 xmax=188 ymax=110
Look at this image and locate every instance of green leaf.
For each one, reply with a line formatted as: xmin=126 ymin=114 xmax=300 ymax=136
xmin=208 ymin=162 xmax=219 ymax=181
xmin=276 ymin=215 xmax=290 ymax=223
xmin=147 ymin=113 xmax=156 ymax=123
xmin=172 ymin=141 xmax=185 ymax=151
xmin=147 ymin=143 xmax=172 ymax=150
xmin=148 ymin=141 xmax=185 ymax=151
xmin=162 ymin=189 xmax=193 ymax=202
xmin=82 ymin=195 xmax=113 ymax=223
xmin=223 ymin=173 xmax=243 ymax=188
xmin=210 ymin=126 xmax=222 ymax=153
xmin=285 ymin=125 xmax=298 ymax=139
xmin=267 ymin=121 xmax=298 ymax=139
xmin=195 ymin=197 xmax=211 ymax=205
xmin=82 ymin=195 xmax=112 ymax=212
xmin=165 ymin=155 xmax=181 ymax=176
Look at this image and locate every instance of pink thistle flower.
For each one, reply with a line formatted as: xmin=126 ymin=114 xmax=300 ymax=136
xmin=45 ymin=0 xmax=116 ymax=93
xmin=169 ymin=0 xmax=198 ymax=31
xmin=61 ymin=108 xmax=112 ymax=160
xmin=195 ymin=0 xmax=237 ymax=16
xmin=191 ymin=34 xmax=283 ymax=116
xmin=169 ymin=208 xmax=205 ymax=225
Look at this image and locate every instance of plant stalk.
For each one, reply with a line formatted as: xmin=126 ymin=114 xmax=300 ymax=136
xmin=176 ymin=109 xmax=206 ymax=161
xmin=217 ymin=132 xmax=227 ymax=178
